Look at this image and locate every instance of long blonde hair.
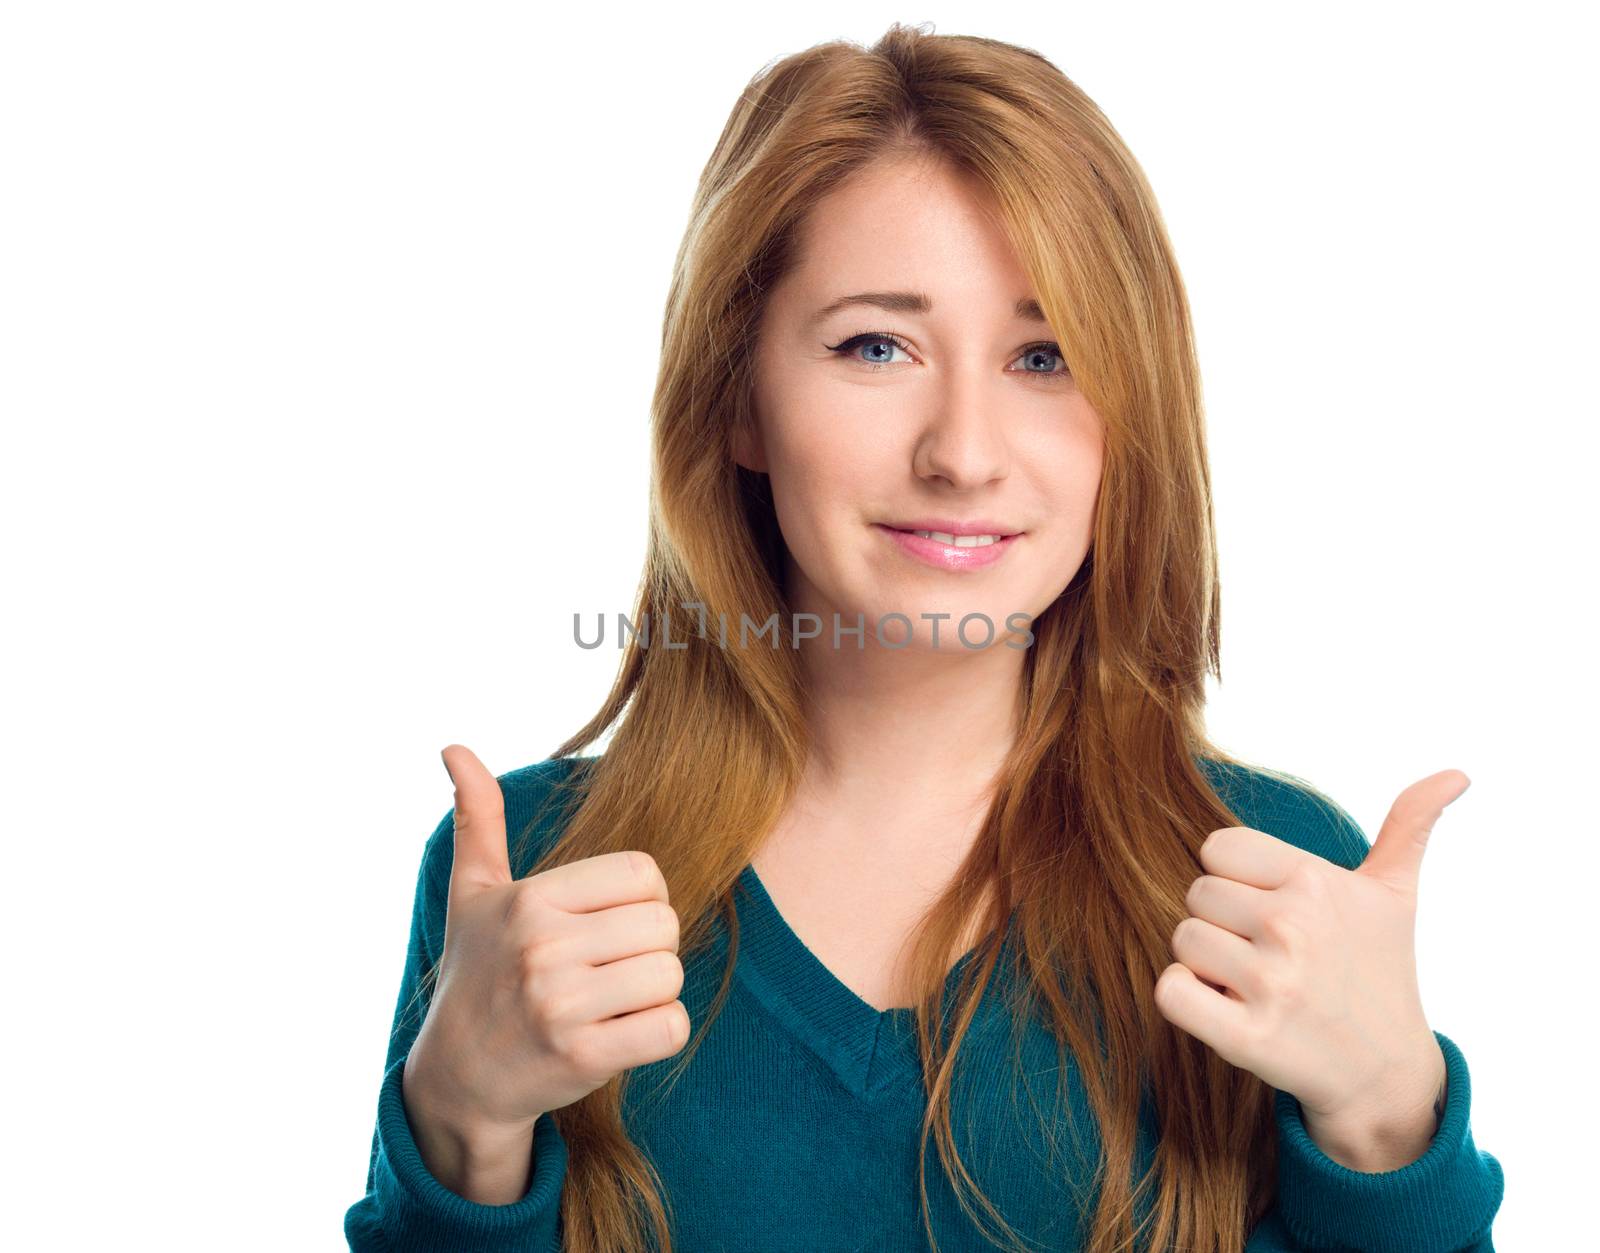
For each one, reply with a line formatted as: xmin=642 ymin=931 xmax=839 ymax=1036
xmin=479 ymin=23 xmax=1289 ymax=1251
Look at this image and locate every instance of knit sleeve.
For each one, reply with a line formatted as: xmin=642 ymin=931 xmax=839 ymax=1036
xmin=1246 ymin=1027 xmax=1503 ymax=1251
xmin=343 ymin=800 xmax=568 ymax=1252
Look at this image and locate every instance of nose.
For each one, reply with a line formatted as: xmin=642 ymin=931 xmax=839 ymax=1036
xmin=911 ymin=385 xmax=1011 ymax=490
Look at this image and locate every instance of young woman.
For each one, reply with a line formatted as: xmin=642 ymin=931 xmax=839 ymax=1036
xmin=346 ymin=25 xmax=1503 ymax=1253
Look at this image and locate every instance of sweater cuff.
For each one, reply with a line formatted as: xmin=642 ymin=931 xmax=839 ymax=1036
xmin=371 ymin=1053 xmax=567 ymax=1252
xmin=1272 ymin=1029 xmax=1503 ymax=1253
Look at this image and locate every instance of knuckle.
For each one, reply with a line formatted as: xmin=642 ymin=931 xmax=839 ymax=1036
xmin=1154 ymin=964 xmax=1183 ymax=1011
xmin=518 ymin=933 xmax=561 ymax=979
xmin=1261 ymin=908 xmax=1305 ymax=951
xmin=455 ymin=805 xmax=506 ymax=837
xmin=505 ymin=882 xmax=554 ymax=929
xmin=528 ymin=978 xmax=578 ymax=1031
xmin=656 ymin=901 xmax=680 ymax=949
xmin=1285 ymin=862 xmax=1327 ymax=896
xmin=564 ymin=1031 xmax=608 ymax=1080
xmin=666 ymin=1002 xmax=690 ymax=1051
xmin=1255 ymin=963 xmax=1300 ymax=1009
xmin=628 ymin=850 xmax=666 ymax=892
xmin=1246 ymin=965 xmax=1278 ymax=1001
xmin=1171 ymin=916 xmax=1196 ymax=951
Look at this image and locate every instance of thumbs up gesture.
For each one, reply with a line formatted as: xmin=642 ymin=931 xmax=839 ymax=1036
xmin=404 ymin=744 xmax=692 ymax=1145
xmin=1154 ymin=769 xmax=1469 ymax=1169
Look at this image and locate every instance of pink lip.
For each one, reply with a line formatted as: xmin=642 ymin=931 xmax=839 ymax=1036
xmin=875 ymin=523 xmax=1022 ymax=571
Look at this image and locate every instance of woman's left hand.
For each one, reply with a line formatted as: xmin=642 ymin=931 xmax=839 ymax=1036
xmin=1154 ymin=769 xmax=1468 ymax=1159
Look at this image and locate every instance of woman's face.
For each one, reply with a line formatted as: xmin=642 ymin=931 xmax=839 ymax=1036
xmin=738 ymin=154 xmax=1104 ymax=653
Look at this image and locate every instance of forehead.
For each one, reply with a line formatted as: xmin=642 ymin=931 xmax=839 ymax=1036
xmin=795 ymin=154 xmax=992 ymax=246
xmin=780 ymin=156 xmax=1028 ymax=306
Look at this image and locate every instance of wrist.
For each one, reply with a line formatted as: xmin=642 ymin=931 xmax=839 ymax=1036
xmin=402 ymin=1050 xmax=541 ymax=1202
xmin=1303 ymin=1035 xmax=1447 ymax=1172
xmin=403 ymin=1046 xmax=541 ymax=1148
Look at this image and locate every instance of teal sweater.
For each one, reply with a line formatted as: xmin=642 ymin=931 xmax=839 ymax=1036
xmin=345 ymin=756 xmax=1503 ymax=1251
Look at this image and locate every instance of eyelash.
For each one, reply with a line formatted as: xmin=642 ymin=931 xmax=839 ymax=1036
xmin=823 ymin=331 xmax=1073 ymax=383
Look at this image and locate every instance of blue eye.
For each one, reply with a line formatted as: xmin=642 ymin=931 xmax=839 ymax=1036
xmin=827 ymin=331 xmax=915 ymax=368
xmin=823 ymin=331 xmax=1072 ymax=382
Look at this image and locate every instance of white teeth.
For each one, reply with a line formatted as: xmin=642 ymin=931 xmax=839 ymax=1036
xmin=912 ymin=530 xmax=1001 ymax=547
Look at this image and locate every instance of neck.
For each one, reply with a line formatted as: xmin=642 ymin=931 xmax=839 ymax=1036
xmin=786 ymin=607 xmax=1023 ymax=858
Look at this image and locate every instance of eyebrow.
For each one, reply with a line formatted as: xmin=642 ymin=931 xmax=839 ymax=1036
xmin=808 ymin=291 xmax=1048 ymax=328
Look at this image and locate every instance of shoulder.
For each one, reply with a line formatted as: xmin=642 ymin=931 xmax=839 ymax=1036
xmin=421 ymin=753 xmax=601 ymax=885
xmin=1194 ymin=754 xmax=1370 ymax=871
xmin=497 ymin=753 xmax=598 ymax=810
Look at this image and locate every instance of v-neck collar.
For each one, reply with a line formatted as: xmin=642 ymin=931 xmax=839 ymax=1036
xmin=731 ymin=862 xmax=1014 ymax=1102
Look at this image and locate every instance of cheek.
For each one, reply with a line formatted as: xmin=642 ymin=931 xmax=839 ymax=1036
xmin=1025 ymin=431 xmax=1104 ymax=564
xmin=769 ymin=416 xmax=885 ymax=512
xmin=1060 ymin=420 xmax=1106 ymax=510
xmin=760 ymin=433 xmax=852 ymax=563
xmin=1028 ymin=416 xmax=1103 ymax=498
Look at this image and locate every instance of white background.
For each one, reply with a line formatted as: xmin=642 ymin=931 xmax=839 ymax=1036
xmin=4 ymin=3 xmax=1590 ymax=1248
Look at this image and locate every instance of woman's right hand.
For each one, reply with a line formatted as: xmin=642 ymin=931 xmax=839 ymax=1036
xmin=404 ymin=744 xmax=690 ymax=1141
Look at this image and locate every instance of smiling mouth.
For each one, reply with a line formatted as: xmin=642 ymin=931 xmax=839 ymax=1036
xmin=875 ymin=523 xmax=1024 ymax=570
xmin=882 ymin=525 xmax=1023 ymax=548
